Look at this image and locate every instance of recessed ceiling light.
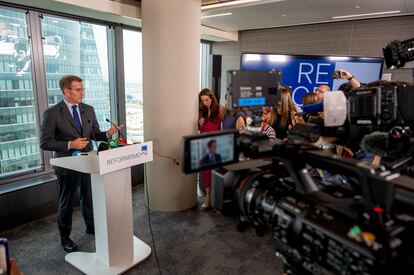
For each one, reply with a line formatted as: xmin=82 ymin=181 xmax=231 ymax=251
xmin=355 ymin=5 xmax=360 ymax=9
xmin=201 ymin=12 xmax=233 ymax=19
xmin=281 ymin=14 xmax=287 ymax=17
xmin=332 ymin=10 xmax=400 ymax=19
xmin=201 ymin=0 xmax=286 ymax=11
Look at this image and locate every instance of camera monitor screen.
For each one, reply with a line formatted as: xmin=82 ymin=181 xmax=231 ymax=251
xmin=181 ymin=130 xmax=238 ymax=174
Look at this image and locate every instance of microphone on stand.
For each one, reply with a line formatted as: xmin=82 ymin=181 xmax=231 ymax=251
xmin=88 ymin=119 xmax=101 ymax=154
xmin=105 ymin=118 xmax=127 ymax=143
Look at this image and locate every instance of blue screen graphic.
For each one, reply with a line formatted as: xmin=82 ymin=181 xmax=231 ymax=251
xmin=241 ymin=54 xmax=383 ymax=106
xmin=238 ymin=97 xmax=266 ymax=107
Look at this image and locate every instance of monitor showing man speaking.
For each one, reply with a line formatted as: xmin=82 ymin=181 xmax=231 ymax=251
xmin=199 ymin=139 xmax=222 ymax=167
xmin=180 ymin=130 xmax=237 ymax=173
xmin=192 ymin=134 xmax=234 ymax=170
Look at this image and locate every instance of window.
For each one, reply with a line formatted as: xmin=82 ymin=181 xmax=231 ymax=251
xmin=123 ymin=29 xmax=143 ymax=143
xmin=0 ymin=8 xmax=42 ymax=179
xmin=41 ymin=15 xmax=112 ymax=130
xmin=0 ymin=3 xmax=213 ymax=184
xmin=200 ymin=42 xmax=211 ymax=90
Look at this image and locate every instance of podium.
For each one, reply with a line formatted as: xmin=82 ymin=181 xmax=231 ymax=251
xmin=50 ymin=142 xmax=153 ymax=275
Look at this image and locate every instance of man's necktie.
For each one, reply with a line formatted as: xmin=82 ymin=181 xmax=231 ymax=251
xmin=72 ymin=105 xmax=82 ymax=135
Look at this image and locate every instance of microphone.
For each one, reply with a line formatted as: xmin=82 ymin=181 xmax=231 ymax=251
xmin=88 ymin=119 xmax=100 ymax=153
xmin=105 ymin=118 xmax=127 ymax=142
xmin=302 ymin=102 xmax=323 ymax=113
xmin=360 ymin=131 xmax=389 ymax=157
xmin=301 ymin=91 xmax=347 ymax=127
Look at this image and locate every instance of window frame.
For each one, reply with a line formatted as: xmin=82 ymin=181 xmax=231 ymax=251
xmin=0 ymin=4 xmax=135 ymax=184
xmin=0 ymin=2 xmax=212 ymax=185
xmin=0 ymin=7 xmax=47 ymax=183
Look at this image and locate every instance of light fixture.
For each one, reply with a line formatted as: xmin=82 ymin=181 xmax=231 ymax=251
xmin=201 ymin=0 xmax=286 ymax=11
xmin=328 ymin=56 xmax=350 ymax=61
xmin=201 ymin=12 xmax=232 ymax=19
xmin=332 ymin=10 xmax=400 ymax=19
xmin=268 ymin=54 xmax=287 ymax=62
xmin=244 ymin=54 xmax=262 ymax=62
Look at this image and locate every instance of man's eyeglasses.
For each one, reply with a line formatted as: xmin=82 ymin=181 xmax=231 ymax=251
xmin=69 ymin=88 xmax=85 ymax=92
xmin=315 ymin=89 xmax=324 ymax=93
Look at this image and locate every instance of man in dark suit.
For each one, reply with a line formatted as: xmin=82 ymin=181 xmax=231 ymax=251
xmin=200 ymin=139 xmax=222 ymax=167
xmin=40 ymin=75 xmax=122 ymax=252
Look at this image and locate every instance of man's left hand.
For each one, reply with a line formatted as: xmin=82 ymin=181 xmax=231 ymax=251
xmin=107 ymin=123 xmax=125 ymax=137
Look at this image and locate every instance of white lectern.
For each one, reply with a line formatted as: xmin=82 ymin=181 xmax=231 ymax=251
xmin=50 ymin=142 xmax=153 ymax=275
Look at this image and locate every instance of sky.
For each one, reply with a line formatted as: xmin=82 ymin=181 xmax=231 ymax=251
xmin=92 ymin=26 xmax=142 ymax=85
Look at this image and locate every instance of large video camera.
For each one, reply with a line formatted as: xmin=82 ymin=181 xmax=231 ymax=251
xmin=183 ymin=38 xmax=414 ymax=274
xmin=348 ymin=84 xmax=414 ymax=127
xmin=383 ymin=38 xmax=414 ymax=69
xmin=181 ymin=129 xmax=414 ymax=274
xmin=301 ymin=83 xmax=414 ymax=129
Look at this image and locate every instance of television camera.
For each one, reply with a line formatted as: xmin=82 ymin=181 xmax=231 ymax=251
xmin=383 ymin=37 xmax=414 ymax=69
xmin=181 ymin=127 xmax=414 ymax=275
xmin=182 ymin=38 xmax=414 ymax=274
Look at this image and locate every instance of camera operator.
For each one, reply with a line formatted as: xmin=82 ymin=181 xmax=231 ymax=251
xmin=335 ymin=69 xmax=362 ymax=88
xmin=338 ymin=82 xmax=353 ymax=95
xmin=314 ymin=85 xmax=330 ymax=101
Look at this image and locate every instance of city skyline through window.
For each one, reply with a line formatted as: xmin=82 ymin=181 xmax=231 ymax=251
xmin=0 ymin=8 xmax=42 ymax=178
xmin=0 ymin=5 xmax=212 ymax=180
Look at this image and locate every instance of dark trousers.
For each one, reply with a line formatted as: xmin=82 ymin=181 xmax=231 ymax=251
xmin=57 ymin=172 xmax=94 ymax=241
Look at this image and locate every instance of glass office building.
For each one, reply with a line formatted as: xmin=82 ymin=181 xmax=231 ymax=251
xmin=0 ymin=10 xmax=111 ymax=178
xmin=42 ymin=16 xmax=111 ymax=128
xmin=0 ymin=9 xmax=40 ymax=178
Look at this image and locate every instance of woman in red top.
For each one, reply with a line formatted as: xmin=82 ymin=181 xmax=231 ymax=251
xmin=198 ymin=88 xmax=223 ymax=209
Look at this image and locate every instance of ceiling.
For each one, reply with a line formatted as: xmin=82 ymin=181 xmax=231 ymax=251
xmin=201 ymin=0 xmax=414 ymax=31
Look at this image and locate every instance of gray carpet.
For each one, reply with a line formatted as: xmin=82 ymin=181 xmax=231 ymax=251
xmin=1 ymin=185 xmax=283 ymax=275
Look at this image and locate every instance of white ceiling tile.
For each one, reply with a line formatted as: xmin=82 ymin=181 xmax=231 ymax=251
xmin=201 ymin=0 xmax=412 ymax=31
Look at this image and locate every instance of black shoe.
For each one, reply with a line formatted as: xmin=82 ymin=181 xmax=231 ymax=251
xmin=86 ymin=227 xmax=95 ymax=235
xmin=61 ymin=238 xmax=78 ymax=252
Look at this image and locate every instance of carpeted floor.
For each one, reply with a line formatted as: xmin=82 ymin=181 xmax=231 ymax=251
xmin=1 ymin=185 xmax=283 ymax=275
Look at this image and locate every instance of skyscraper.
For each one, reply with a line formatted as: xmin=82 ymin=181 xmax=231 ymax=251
xmin=0 ymin=9 xmax=40 ymax=178
xmin=0 ymin=9 xmax=110 ymax=178
xmin=42 ymin=16 xmax=111 ymax=127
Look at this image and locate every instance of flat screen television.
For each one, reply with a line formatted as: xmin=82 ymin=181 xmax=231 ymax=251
xmin=241 ymin=53 xmax=384 ymax=106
